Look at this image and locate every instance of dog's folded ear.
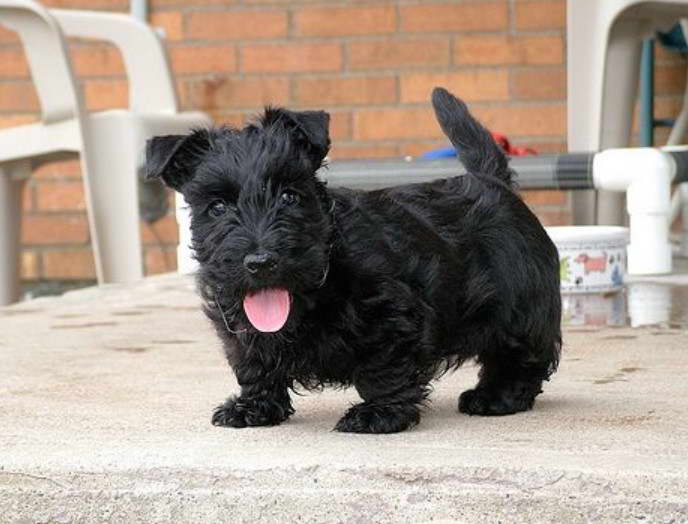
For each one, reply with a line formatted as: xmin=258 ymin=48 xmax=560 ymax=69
xmin=262 ymin=108 xmax=330 ymax=170
xmin=145 ymin=129 xmax=210 ymax=191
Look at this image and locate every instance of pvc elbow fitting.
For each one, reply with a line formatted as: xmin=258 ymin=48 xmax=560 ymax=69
xmin=593 ymin=148 xmax=674 ymax=275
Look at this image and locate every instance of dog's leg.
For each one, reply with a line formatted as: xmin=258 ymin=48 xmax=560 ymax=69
xmin=212 ymin=359 xmax=294 ymax=428
xmin=335 ymin=362 xmax=431 ymax=434
xmin=459 ymin=343 xmax=555 ymax=416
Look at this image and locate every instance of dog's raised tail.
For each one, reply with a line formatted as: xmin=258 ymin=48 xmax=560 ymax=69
xmin=431 ymin=87 xmax=513 ymax=186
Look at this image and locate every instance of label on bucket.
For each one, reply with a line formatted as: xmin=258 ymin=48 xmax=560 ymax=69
xmin=558 ymin=242 xmax=626 ymax=294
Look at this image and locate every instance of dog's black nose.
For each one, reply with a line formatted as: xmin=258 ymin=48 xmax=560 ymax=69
xmin=244 ymin=253 xmax=277 ymax=275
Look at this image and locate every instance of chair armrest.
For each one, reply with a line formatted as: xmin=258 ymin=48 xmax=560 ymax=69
xmin=0 ymin=1 xmax=81 ymax=124
xmin=51 ymin=8 xmax=178 ymax=113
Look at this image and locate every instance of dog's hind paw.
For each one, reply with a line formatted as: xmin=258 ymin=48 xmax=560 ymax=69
xmin=212 ymin=400 xmax=249 ymax=428
xmin=334 ymin=402 xmax=420 ymax=434
xmin=211 ymin=395 xmax=292 ymax=428
xmin=458 ymin=387 xmax=536 ymax=416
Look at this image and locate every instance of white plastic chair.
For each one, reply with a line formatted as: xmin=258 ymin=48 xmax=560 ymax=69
xmin=667 ymin=18 xmax=688 ymax=256
xmin=567 ymin=0 xmax=688 ymax=226
xmin=0 ymin=0 xmax=211 ymax=305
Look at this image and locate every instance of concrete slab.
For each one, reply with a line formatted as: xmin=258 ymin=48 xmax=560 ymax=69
xmin=1 ymin=273 xmax=687 ymax=523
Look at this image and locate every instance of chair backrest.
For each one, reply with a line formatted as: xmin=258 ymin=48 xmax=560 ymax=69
xmin=0 ymin=0 xmax=81 ymax=124
xmin=52 ymin=9 xmax=178 ymax=113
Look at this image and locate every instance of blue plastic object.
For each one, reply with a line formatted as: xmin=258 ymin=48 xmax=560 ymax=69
xmin=657 ymin=22 xmax=687 ymax=53
xmin=420 ymin=146 xmax=457 ymax=159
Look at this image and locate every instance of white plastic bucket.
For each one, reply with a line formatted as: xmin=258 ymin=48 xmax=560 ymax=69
xmin=546 ymin=226 xmax=630 ymax=293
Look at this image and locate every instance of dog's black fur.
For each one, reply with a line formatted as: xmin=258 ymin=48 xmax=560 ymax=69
xmin=146 ymin=88 xmax=561 ymax=434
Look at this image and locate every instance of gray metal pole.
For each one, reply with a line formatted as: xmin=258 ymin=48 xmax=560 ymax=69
xmin=320 ymin=154 xmax=596 ymax=191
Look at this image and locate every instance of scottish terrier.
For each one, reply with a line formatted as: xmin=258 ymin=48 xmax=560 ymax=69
xmin=145 ymin=88 xmax=561 ymax=434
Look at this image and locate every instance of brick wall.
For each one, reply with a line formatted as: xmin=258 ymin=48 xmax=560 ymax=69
xmin=1 ymin=0 xmax=686 ymax=288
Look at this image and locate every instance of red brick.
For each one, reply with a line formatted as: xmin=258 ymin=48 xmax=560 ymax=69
xmin=144 ymin=247 xmax=177 ymax=275
xmin=294 ymin=6 xmax=396 ymax=37
xmin=21 ymin=251 xmax=39 ymax=281
xmin=140 ymin=215 xmax=179 ymax=246
xmin=0 ymin=114 xmax=37 ymax=130
xmin=536 ymin=209 xmax=570 ymax=226
xmin=295 ymin=76 xmax=397 ymax=106
xmin=514 ymin=1 xmax=566 ymax=30
xmin=348 ymin=39 xmax=449 ymax=70
xmin=151 ymin=0 xmax=235 ymax=6
xmin=186 ymin=11 xmax=287 ymax=40
xmin=655 ymin=44 xmax=685 ymax=66
xmin=42 ymin=249 xmax=96 ymax=280
xmin=354 ymin=108 xmax=440 ymax=141
xmin=150 ymin=11 xmax=184 ymax=41
xmin=329 ymin=112 xmax=352 ymax=140
xmin=473 ymin=104 xmax=565 ymax=137
xmin=242 ymin=43 xmax=342 ymax=73
xmin=400 ymin=2 xmax=508 ymax=33
xmin=655 ymin=65 xmax=687 ymax=95
xmin=511 ymin=69 xmax=566 ymax=99
xmin=0 ymin=83 xmax=39 ymax=111
xmin=329 ymin=144 xmax=399 ymax=160
xmin=83 ymin=80 xmax=128 ymax=110
xmin=169 ymin=45 xmax=237 ymax=75
xmin=637 ymin=97 xmax=683 ymax=133
xmin=400 ymin=71 xmax=509 ymax=104
xmin=0 ymin=25 xmax=19 ymax=43
xmin=520 ymin=141 xmax=566 ymax=154
xmin=186 ymin=76 xmax=289 ymax=110
xmin=176 ymin=79 xmax=190 ymax=107
xmin=521 ymin=190 xmax=567 ymax=206
xmin=0 ymin=48 xmax=29 ymax=77
xmin=33 ymin=158 xmax=82 ymax=180
xmin=22 ymin=184 xmax=34 ymax=212
xmin=205 ymin=111 xmax=246 ymax=128
xmin=244 ymin=0 xmax=325 ymax=4
xmin=356 ymin=104 xmax=565 ymax=141
xmin=36 ymin=182 xmax=86 ymax=211
xmin=70 ymin=45 xmax=125 ymax=76
xmin=22 ymin=215 xmax=90 ymax=245
xmin=455 ymin=35 xmax=563 ymax=66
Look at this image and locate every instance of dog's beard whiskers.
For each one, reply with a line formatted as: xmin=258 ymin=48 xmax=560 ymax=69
xmin=219 ymin=302 xmax=246 ymax=335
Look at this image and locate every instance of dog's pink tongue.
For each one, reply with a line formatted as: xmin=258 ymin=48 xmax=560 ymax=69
xmin=243 ymin=288 xmax=291 ymax=332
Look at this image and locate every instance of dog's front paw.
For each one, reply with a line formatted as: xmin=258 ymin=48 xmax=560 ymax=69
xmin=212 ymin=395 xmax=293 ymax=428
xmin=458 ymin=386 xmax=536 ymax=416
xmin=334 ymin=402 xmax=420 ymax=434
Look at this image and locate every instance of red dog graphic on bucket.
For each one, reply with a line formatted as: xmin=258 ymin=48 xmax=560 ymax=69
xmin=575 ymin=252 xmax=607 ymax=275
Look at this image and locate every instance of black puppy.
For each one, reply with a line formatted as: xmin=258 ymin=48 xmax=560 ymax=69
xmin=146 ymin=88 xmax=561 ymax=434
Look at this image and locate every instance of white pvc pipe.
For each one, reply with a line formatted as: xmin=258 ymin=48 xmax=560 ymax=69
xmin=130 ymin=0 xmax=148 ymax=21
xmin=593 ymin=147 xmax=674 ymax=275
xmin=627 ymin=282 xmax=672 ymax=327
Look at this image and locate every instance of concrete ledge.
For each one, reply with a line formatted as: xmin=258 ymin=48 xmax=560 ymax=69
xmin=2 ymin=274 xmax=687 ymax=522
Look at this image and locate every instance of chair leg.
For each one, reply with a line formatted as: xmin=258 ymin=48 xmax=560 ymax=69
xmin=133 ymin=111 xmax=212 ymax=276
xmin=567 ymin=0 xmax=611 ymax=225
xmin=0 ymin=161 xmax=29 ymax=306
xmin=80 ymin=116 xmax=143 ymax=284
xmin=567 ymin=0 xmax=643 ymax=225
xmin=597 ymin=19 xmax=644 ymax=225
xmin=680 ymin=184 xmax=688 ymax=257
xmin=176 ymin=192 xmax=197 ymax=274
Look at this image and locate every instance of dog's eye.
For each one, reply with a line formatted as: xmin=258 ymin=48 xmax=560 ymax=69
xmin=281 ymin=191 xmax=300 ymax=206
xmin=208 ymin=199 xmax=228 ymax=218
